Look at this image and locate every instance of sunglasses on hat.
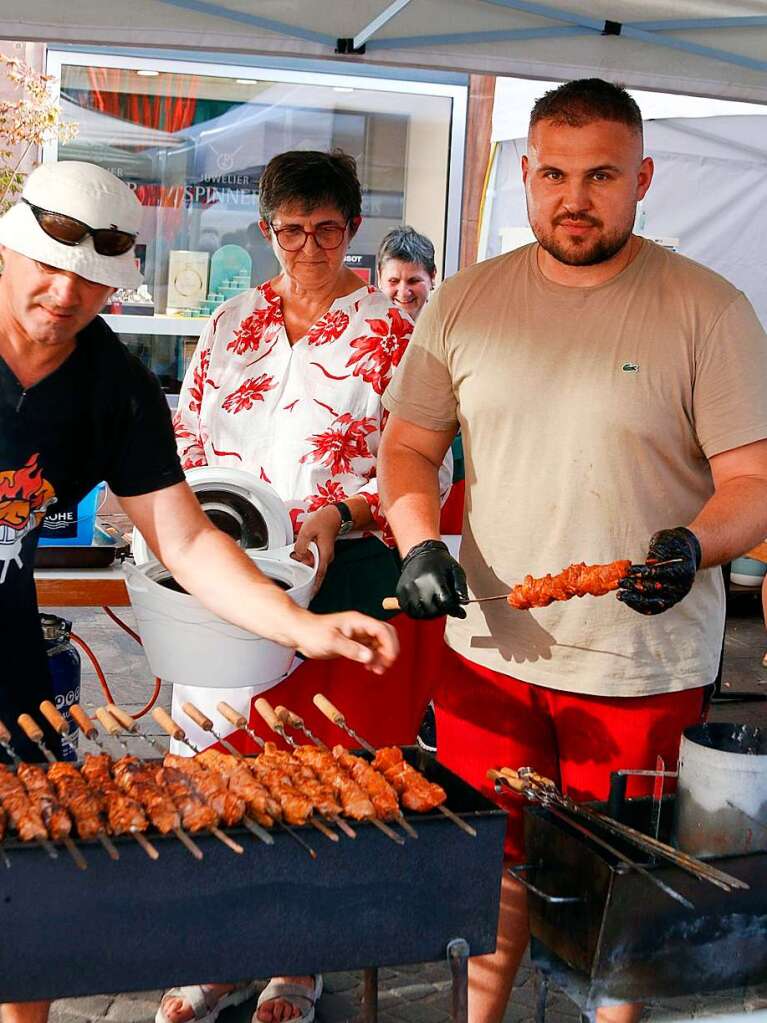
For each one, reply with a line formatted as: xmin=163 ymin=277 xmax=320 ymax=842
xmin=23 ymin=199 xmax=137 ymax=257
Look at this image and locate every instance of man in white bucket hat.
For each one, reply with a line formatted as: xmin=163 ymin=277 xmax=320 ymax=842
xmin=0 ymin=162 xmax=398 ymax=1023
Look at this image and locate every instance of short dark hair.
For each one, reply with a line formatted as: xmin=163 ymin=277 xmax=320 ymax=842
xmin=376 ymin=226 xmax=436 ymax=276
xmin=529 ymin=78 xmax=643 ymax=139
xmin=258 ymin=150 xmax=362 ymax=223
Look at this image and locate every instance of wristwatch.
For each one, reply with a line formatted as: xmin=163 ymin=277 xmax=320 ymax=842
xmin=333 ymin=501 xmax=355 ymax=537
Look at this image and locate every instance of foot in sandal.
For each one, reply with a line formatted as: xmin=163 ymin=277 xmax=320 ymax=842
xmin=255 ymin=976 xmax=323 ymax=1023
xmin=157 ymin=981 xmax=259 ymax=1023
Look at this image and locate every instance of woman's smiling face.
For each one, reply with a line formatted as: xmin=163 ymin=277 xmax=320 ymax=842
xmin=378 ymin=258 xmax=434 ymax=320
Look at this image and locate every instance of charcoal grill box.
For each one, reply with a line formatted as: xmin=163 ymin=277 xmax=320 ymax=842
xmin=522 ymin=797 xmax=766 ymax=1006
xmin=0 ymin=752 xmax=506 ymax=1002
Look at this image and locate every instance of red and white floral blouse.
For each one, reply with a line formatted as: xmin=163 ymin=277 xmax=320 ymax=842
xmin=173 ymin=282 xmax=449 ymax=544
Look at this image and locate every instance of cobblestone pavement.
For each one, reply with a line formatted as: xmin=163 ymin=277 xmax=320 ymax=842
xmin=38 ymin=588 xmax=767 ymax=1023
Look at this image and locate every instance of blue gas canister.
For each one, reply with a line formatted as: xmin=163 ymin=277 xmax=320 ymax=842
xmin=40 ymin=614 xmax=81 ymax=760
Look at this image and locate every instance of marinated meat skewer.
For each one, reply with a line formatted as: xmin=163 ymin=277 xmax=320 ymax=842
xmin=163 ymin=755 xmax=245 ymax=828
xmin=252 ymin=740 xmax=339 ymax=842
xmin=113 ymin=755 xmax=203 ymax=860
xmin=16 ymin=760 xmax=87 ymax=870
xmin=314 ymin=695 xmax=478 ymax=838
xmin=0 ymin=764 xmax=53 ymax=857
xmin=80 ymin=752 xmax=158 ymax=859
xmin=157 ymin=764 xmax=243 ymax=854
xmin=372 ymin=747 xmax=447 ymax=812
xmin=252 ymin=700 xmax=356 ymax=839
xmin=507 ymin=559 xmax=632 ymax=610
xmin=332 ymin=746 xmax=418 ymax=838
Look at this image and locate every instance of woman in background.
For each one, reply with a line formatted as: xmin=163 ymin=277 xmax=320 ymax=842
xmin=376 ymin=225 xmax=436 ymax=322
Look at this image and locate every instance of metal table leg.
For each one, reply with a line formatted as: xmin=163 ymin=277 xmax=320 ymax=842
xmin=535 ymin=971 xmax=549 ymax=1023
xmin=361 ymin=966 xmax=378 ymax=1022
xmin=447 ymin=937 xmax=470 ymax=1023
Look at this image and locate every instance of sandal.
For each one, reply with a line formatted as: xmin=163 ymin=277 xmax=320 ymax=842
xmin=156 ymin=981 xmax=260 ymax=1023
xmin=255 ymin=975 xmax=323 ymax=1023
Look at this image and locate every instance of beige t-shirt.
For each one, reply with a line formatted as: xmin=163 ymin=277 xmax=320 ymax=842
xmin=383 ymin=240 xmax=767 ymax=697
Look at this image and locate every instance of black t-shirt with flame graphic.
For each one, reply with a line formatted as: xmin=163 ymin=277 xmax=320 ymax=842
xmin=0 ymin=316 xmax=184 ymax=759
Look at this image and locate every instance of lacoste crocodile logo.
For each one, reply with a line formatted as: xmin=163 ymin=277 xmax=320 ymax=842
xmin=621 ymin=362 xmax=640 ymax=373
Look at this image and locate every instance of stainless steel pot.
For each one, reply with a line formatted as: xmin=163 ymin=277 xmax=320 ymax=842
xmin=673 ymin=722 xmax=767 ymax=857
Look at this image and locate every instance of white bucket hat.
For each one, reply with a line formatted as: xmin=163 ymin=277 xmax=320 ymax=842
xmin=0 ymin=161 xmax=142 ymax=289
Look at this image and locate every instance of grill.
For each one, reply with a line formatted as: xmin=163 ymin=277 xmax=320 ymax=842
xmin=515 ymin=794 xmax=765 ymax=1011
xmin=0 ymin=747 xmax=506 ymax=1018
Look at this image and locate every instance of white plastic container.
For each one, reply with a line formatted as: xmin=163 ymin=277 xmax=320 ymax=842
xmin=124 ymin=546 xmax=316 ymax=688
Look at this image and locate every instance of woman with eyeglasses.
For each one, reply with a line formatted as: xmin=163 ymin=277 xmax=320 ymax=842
xmin=164 ymin=150 xmax=450 ymax=1023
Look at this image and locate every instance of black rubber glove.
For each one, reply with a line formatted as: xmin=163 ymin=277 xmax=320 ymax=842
xmin=396 ymin=539 xmax=469 ymax=619
xmin=617 ymin=526 xmax=702 ymax=616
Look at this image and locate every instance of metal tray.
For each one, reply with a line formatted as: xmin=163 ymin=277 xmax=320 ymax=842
xmin=0 ymin=749 xmax=507 ymax=1001
xmin=34 ymin=525 xmax=129 ymax=569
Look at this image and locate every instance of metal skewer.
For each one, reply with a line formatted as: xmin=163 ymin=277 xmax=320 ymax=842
xmin=38 ymin=702 xmax=121 ymax=863
xmin=181 ymin=702 xmax=246 ymax=758
xmin=499 ymin=767 xmax=747 ymax=893
xmin=94 ymin=708 xmax=201 ymax=861
xmin=217 ymin=702 xmax=317 ymax=860
xmin=313 ymin=693 xmax=476 ymax=839
xmin=16 ymin=714 xmax=88 ymax=870
xmin=107 ymin=704 xmax=167 ymax=757
xmin=0 ymin=717 xmax=54 ymax=862
xmin=150 ymin=709 xmax=244 ymax=855
xmin=271 ymin=704 xmax=357 ymax=839
xmin=488 ymin=771 xmax=694 ymax=910
xmin=275 ymin=705 xmax=327 ymax=749
xmin=171 ymin=703 xmax=273 ymax=847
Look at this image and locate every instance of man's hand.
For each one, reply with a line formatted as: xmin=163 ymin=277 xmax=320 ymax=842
xmin=617 ymin=526 xmax=702 ymax=615
xmin=292 ymin=506 xmax=341 ymax=589
xmin=396 ymin=539 xmax=468 ymax=619
xmin=293 ymin=611 xmax=399 ymax=675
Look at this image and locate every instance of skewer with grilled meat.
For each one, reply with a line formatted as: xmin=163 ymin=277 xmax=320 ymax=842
xmin=246 ymin=756 xmax=314 ymax=826
xmin=46 ymin=762 xmax=107 ymax=841
xmin=331 ymin=747 xmax=400 ymax=820
xmin=507 ymin=559 xmax=632 ymax=610
xmin=113 ymin=756 xmax=180 ymax=834
xmin=155 ymin=766 xmax=218 ymax=832
xmin=16 ymin=763 xmax=72 ymax=840
xmin=258 ymin=743 xmax=344 ymax=819
xmin=197 ymin=749 xmax=279 ymax=827
xmin=81 ymin=753 xmax=149 ymax=835
xmin=163 ymin=755 xmax=245 ymax=827
xmin=292 ymin=746 xmax=376 ymax=820
xmin=0 ymin=765 xmax=47 ymax=841
xmin=371 ymin=747 xmax=447 ymax=812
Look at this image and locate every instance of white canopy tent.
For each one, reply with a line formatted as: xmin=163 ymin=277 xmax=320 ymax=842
xmin=480 ymin=110 xmax=767 ymax=326
xmin=1 ymin=1 xmax=766 ymax=104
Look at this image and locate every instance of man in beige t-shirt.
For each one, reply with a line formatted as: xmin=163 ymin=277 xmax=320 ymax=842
xmin=380 ymin=79 xmax=767 ymax=1023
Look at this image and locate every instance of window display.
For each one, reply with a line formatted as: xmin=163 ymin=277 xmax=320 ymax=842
xmin=45 ymin=51 xmax=465 ymax=392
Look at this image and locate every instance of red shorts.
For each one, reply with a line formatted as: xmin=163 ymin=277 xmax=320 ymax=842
xmin=433 ymin=648 xmax=708 ymax=861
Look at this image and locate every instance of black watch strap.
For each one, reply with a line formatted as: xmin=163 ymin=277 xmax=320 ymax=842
xmin=334 ymin=500 xmax=354 ymax=536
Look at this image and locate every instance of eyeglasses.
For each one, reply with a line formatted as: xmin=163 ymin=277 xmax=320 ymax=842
xmin=270 ymin=221 xmax=348 ymax=252
xmin=23 ymin=199 xmax=137 ymax=256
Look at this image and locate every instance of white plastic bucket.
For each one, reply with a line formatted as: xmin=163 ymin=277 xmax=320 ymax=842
xmin=124 ymin=543 xmax=318 ymax=688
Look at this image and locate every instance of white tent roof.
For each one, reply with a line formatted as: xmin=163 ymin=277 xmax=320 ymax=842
xmin=2 ymin=1 xmax=766 ymax=104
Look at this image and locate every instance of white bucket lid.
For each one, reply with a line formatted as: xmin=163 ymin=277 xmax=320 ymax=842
xmin=132 ymin=465 xmax=293 ymax=565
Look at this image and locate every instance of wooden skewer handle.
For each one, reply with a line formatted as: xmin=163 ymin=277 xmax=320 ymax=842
xmin=107 ymin=704 xmax=137 ymax=732
xmin=382 ymin=597 xmax=400 ymax=611
xmin=0 ymin=717 xmax=11 ymax=744
xmin=95 ymin=706 xmax=123 ymax=737
xmin=151 ymin=707 xmax=185 ymax=741
xmin=253 ymin=698 xmax=281 ymax=733
xmin=17 ymin=714 xmax=43 ymax=743
xmin=70 ymin=704 xmax=96 ymax=737
xmin=494 ymin=768 xmax=526 ymax=792
xmin=510 ymin=768 xmax=557 ymax=789
xmin=39 ymin=700 xmax=68 ymax=735
xmin=275 ymin=706 xmax=303 ymax=729
xmin=312 ymin=693 xmax=345 ymax=725
xmin=182 ymin=702 xmax=213 ymax=731
xmin=217 ymin=701 xmax=247 ymax=729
